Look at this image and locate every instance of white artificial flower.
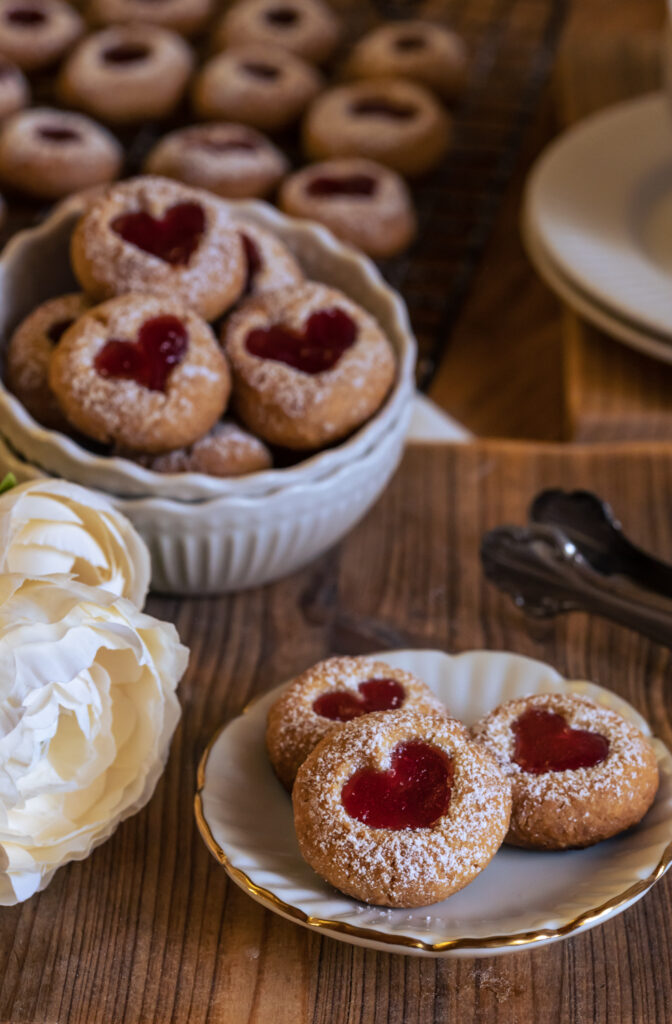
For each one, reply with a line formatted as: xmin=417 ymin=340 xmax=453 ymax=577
xmin=0 ymin=574 xmax=188 ymax=904
xmin=0 ymin=478 xmax=151 ymax=608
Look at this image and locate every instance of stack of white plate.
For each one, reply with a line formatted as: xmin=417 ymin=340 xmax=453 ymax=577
xmin=523 ymin=93 xmax=672 ymax=365
xmin=0 ymin=198 xmax=419 ymax=594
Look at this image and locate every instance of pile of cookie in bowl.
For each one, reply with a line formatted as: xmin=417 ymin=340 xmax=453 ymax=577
xmin=0 ymin=176 xmax=416 ymax=593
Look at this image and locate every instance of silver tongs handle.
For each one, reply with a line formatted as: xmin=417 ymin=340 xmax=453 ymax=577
xmin=481 ymin=523 xmax=672 ymax=649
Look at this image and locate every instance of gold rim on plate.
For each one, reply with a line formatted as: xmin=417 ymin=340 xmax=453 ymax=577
xmin=193 ymin=714 xmax=672 ymax=955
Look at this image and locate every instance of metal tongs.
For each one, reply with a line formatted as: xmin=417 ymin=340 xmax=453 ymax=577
xmin=481 ymin=489 xmax=672 ymax=648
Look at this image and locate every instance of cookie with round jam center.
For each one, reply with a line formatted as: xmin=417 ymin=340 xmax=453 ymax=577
xmin=306 ymin=174 xmax=377 ymax=197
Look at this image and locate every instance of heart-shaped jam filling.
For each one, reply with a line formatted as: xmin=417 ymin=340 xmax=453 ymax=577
xmin=6 ymin=6 xmax=46 ymax=23
xmin=265 ymin=6 xmax=298 ymax=25
xmin=307 ymin=174 xmax=377 ymax=198
xmin=38 ymin=126 xmax=80 ymax=143
xmin=103 ymin=43 xmax=151 ymax=64
xmin=47 ymin=318 xmax=74 ymax=344
xmin=395 ymin=34 xmax=426 ymax=51
xmin=94 ymin=314 xmax=188 ymax=392
xmin=241 ymin=233 xmax=262 ymax=292
xmin=111 ymin=202 xmax=205 ymax=265
xmin=342 ymin=741 xmax=453 ymax=830
xmin=313 ymin=678 xmax=404 ymax=721
xmin=246 ymin=308 xmax=357 ymax=374
xmin=351 ymin=99 xmax=417 ymax=120
xmin=512 ymin=708 xmax=609 ymax=774
xmin=243 ymin=61 xmax=280 ymax=80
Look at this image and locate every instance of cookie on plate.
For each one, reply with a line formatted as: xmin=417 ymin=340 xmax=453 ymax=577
xmin=293 ymin=708 xmax=511 ymax=906
xmin=471 ymin=692 xmax=659 ymax=850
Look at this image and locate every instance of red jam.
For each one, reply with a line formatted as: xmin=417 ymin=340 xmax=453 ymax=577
xmin=111 ymin=202 xmax=205 ymax=265
xmin=241 ymin=233 xmax=262 ymax=293
xmin=313 ymin=678 xmax=405 ymax=721
xmin=265 ymin=6 xmax=298 ymax=25
xmin=395 ymin=34 xmax=426 ymax=51
xmin=246 ymin=308 xmax=357 ymax=374
xmin=307 ymin=174 xmax=377 ymax=198
xmin=6 ymin=7 xmax=46 ymax=23
xmin=342 ymin=741 xmax=453 ymax=830
xmin=196 ymin=137 xmax=258 ymax=154
xmin=46 ymin=318 xmax=74 ymax=344
xmin=351 ymin=99 xmax=417 ymax=120
xmin=38 ymin=127 xmax=80 ymax=143
xmin=94 ymin=315 xmax=188 ymax=392
xmin=243 ymin=61 xmax=280 ymax=79
xmin=512 ymin=708 xmax=610 ymax=774
xmin=103 ymin=43 xmax=151 ymax=64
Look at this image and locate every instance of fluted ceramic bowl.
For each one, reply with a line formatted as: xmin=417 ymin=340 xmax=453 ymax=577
xmin=0 ymin=397 xmax=410 ymax=593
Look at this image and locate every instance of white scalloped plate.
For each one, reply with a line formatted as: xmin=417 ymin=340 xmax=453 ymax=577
xmin=195 ymin=650 xmax=672 ymax=957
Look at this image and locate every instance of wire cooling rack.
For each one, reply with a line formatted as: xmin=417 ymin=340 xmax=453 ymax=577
xmin=0 ymin=0 xmax=568 ymax=388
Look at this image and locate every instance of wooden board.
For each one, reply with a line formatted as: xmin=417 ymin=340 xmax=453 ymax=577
xmin=2 ymin=443 xmax=672 ymax=1024
xmin=553 ymin=0 xmax=672 ymax=441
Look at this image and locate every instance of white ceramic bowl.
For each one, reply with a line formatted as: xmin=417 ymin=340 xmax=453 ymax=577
xmin=0 ymin=196 xmax=416 ymax=500
xmin=0 ymin=400 xmax=410 ymax=593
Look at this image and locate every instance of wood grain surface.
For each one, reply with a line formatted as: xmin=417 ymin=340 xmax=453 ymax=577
xmin=1 ymin=443 xmax=671 ymax=1024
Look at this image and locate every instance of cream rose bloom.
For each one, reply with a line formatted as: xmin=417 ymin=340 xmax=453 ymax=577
xmin=0 ymin=574 xmax=188 ymax=904
xmin=0 ymin=479 xmax=151 ymax=607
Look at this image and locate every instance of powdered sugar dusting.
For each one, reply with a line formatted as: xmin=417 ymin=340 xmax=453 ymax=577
xmin=266 ymin=655 xmax=448 ymax=789
xmin=145 ymin=123 xmax=288 ymax=189
xmin=280 ymin=157 xmax=414 ymax=252
xmin=136 ymin=419 xmax=271 ymax=474
xmin=71 ymin=176 xmax=245 ymax=320
xmin=49 ymin=292 xmax=230 ymax=452
xmin=292 ymin=707 xmax=511 ymax=907
xmin=224 ymin=280 xmax=395 ymax=422
xmin=472 ymin=693 xmax=659 ymax=848
xmin=230 ymin=218 xmax=304 ymax=296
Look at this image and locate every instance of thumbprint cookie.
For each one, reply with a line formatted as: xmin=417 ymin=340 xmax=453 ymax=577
xmin=233 ymin=219 xmax=303 ymax=298
xmin=279 ymin=157 xmax=416 ymax=258
xmin=471 ymin=692 xmax=659 ymax=850
xmin=0 ymin=107 xmax=122 ymax=199
xmin=303 ymin=78 xmax=451 ymax=178
xmin=87 ymin=0 xmax=212 ymax=37
xmin=192 ymin=45 xmax=322 ymax=132
xmin=344 ymin=21 xmax=468 ymax=102
xmin=215 ymin=0 xmax=341 ymax=65
xmin=6 ymin=293 xmax=91 ymax=430
xmin=222 ymin=281 xmax=396 ymax=449
xmin=0 ymin=59 xmax=28 ymax=120
xmin=144 ymin=123 xmax=288 ymax=200
xmin=266 ymin=656 xmax=448 ymax=790
xmin=49 ymin=293 xmax=231 ymax=452
xmin=135 ymin=419 xmax=272 ymax=475
xmin=71 ymin=177 xmax=246 ymax=321
xmin=58 ymin=24 xmax=194 ymax=124
xmin=0 ymin=0 xmax=83 ymax=71
xmin=293 ymin=708 xmax=511 ymax=907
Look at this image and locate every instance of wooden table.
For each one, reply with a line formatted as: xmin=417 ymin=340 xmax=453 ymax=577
xmin=4 ymin=2 xmax=672 ymax=1021
xmin=430 ymin=0 xmax=672 ymax=444
xmin=2 ymin=443 xmax=671 ymax=1023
